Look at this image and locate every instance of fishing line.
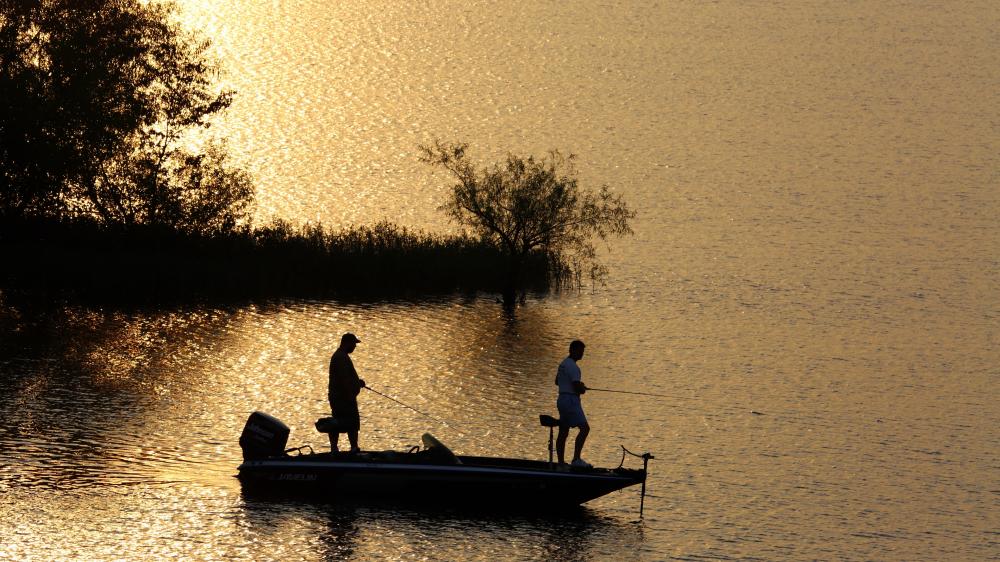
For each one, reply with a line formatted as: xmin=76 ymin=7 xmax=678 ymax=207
xmin=588 ymin=387 xmax=770 ymax=416
xmin=585 ymin=387 xmax=672 ymax=398
xmin=364 ymin=385 xmax=466 ymax=435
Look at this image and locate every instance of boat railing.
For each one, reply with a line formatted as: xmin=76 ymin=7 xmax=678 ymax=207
xmin=284 ymin=445 xmax=314 ymax=456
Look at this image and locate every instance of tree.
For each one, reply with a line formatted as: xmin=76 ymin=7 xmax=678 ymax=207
xmin=96 ymin=141 xmax=254 ymax=235
xmin=420 ymin=141 xmax=635 ymax=306
xmin=0 ymin=0 xmax=253 ymax=232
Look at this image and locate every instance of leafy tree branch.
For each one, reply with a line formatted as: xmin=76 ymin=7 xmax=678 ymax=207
xmin=420 ymin=140 xmax=635 ymax=306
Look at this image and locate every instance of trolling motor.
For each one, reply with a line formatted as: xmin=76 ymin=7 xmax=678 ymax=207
xmin=619 ymin=446 xmax=655 ymax=517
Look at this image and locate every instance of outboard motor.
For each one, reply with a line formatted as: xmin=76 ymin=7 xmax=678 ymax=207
xmin=239 ymin=411 xmax=290 ymax=460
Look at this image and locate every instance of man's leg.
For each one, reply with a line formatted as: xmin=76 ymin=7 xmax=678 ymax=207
xmin=347 ymin=430 xmax=359 ymax=452
xmin=572 ymin=423 xmax=590 ymax=461
xmin=556 ymin=425 xmax=570 ymax=464
xmin=329 ymin=401 xmax=339 ymax=452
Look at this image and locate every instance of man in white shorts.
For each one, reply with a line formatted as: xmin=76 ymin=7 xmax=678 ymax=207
xmin=555 ymin=339 xmax=591 ymax=468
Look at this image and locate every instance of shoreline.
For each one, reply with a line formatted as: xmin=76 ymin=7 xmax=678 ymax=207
xmin=0 ymin=217 xmax=552 ymax=306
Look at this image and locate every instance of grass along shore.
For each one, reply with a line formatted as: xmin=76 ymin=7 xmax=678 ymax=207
xmin=0 ymin=217 xmax=552 ymax=304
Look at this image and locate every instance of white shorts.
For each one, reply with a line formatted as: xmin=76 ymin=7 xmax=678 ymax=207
xmin=557 ymin=394 xmax=588 ymax=427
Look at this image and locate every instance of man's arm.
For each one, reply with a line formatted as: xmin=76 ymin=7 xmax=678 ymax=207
xmin=572 ymin=380 xmax=587 ymax=394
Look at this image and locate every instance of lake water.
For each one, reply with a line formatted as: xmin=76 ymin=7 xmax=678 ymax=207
xmin=1 ymin=1 xmax=998 ymax=560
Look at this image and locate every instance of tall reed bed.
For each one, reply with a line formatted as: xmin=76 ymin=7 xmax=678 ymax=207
xmin=0 ymin=217 xmax=551 ymax=304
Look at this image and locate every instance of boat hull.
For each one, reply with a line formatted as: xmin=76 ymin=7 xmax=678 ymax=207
xmin=238 ymin=452 xmax=645 ymax=508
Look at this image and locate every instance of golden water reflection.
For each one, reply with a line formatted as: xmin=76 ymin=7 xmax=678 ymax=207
xmin=0 ymin=299 xmax=653 ymax=561
xmin=2 ymin=0 xmax=999 ymax=559
xmin=2 ymin=290 xmax=996 ymax=559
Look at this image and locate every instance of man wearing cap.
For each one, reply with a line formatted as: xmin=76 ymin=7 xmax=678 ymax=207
xmin=555 ymin=339 xmax=591 ymax=468
xmin=329 ymin=332 xmax=365 ymax=453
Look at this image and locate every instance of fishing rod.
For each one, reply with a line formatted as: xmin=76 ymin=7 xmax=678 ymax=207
xmin=585 ymin=387 xmax=672 ymax=398
xmin=364 ymin=385 xmax=458 ymax=430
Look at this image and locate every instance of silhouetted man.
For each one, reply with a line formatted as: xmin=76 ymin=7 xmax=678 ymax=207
xmin=329 ymin=332 xmax=365 ymax=453
xmin=555 ymin=339 xmax=591 ymax=468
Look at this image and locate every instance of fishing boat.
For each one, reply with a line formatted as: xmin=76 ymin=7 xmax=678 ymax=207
xmin=237 ymin=411 xmax=653 ymax=511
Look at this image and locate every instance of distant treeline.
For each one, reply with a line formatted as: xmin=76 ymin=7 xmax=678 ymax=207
xmin=0 ymin=2 xmax=631 ymax=307
xmin=0 ymin=217 xmax=551 ymax=304
xmin=0 ymin=2 xmax=552 ymax=304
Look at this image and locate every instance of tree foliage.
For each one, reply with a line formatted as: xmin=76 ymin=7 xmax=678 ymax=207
xmin=420 ymin=141 xmax=635 ymax=304
xmin=0 ymin=0 xmax=252 ymax=233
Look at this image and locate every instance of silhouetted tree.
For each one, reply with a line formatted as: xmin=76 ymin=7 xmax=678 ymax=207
xmin=0 ymin=0 xmax=252 ymax=232
xmin=420 ymin=141 xmax=635 ymax=306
